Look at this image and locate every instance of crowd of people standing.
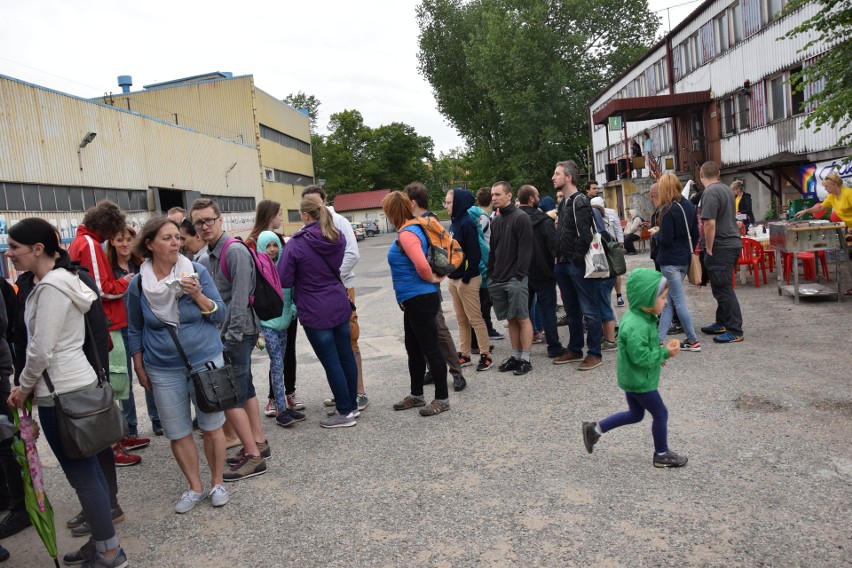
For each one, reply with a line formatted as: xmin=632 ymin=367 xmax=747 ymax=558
xmin=2 ymin=157 xmax=846 ymax=565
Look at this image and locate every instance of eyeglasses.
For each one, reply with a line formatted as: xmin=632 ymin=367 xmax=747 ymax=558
xmin=193 ymin=216 xmax=220 ymax=229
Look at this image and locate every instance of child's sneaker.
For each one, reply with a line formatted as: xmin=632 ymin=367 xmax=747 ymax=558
xmin=285 ymin=393 xmax=305 ymax=411
xmin=653 ymin=450 xmax=688 ymax=468
xmin=582 ymin=421 xmax=600 ymax=453
xmin=264 ymin=400 xmax=277 ymax=417
xmin=476 ymin=353 xmax=493 ymax=372
xmin=458 ymin=352 xmax=472 ymax=367
xmin=681 ymin=339 xmax=702 ymax=352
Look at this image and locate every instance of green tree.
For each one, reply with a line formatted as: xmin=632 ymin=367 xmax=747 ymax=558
xmin=366 ymin=122 xmax=434 ymax=189
xmin=781 ymin=0 xmax=852 ymax=146
xmin=319 ymin=110 xmax=372 ymax=196
xmin=314 ymin=110 xmax=435 ymax=197
xmin=416 ymin=0 xmax=657 ymax=192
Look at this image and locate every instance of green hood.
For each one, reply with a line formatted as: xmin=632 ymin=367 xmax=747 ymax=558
xmin=626 ymin=268 xmax=663 ymax=316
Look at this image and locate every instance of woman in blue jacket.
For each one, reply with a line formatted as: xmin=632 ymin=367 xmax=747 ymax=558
xmin=382 ymin=191 xmax=450 ymax=417
xmin=650 ymin=174 xmax=701 ymax=352
xmin=126 ymin=216 xmax=231 ymax=512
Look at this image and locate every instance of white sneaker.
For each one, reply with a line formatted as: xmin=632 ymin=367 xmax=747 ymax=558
xmin=264 ymin=400 xmax=277 ymax=417
xmin=323 ymin=397 xmax=336 ymax=407
xmin=210 ymin=485 xmax=230 ymax=507
xmin=175 ymin=490 xmax=208 ymax=514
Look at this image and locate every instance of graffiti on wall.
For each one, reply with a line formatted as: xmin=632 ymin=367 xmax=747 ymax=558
xmin=800 ymin=157 xmax=852 ymax=200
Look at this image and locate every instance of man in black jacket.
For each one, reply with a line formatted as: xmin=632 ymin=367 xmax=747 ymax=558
xmin=487 ymin=182 xmax=534 ymax=375
xmin=519 ymin=185 xmax=566 ymax=359
xmin=552 ymin=160 xmax=603 ymax=371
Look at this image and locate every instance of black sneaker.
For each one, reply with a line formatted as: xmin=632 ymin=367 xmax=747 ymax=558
xmin=476 ymin=353 xmax=493 ymax=372
xmin=667 ymin=323 xmax=684 ymax=335
xmin=0 ymin=544 xmax=8 ymax=563
xmin=0 ymin=510 xmax=30 ymax=539
xmin=66 ymin=511 xmax=86 ymax=529
xmin=700 ymin=322 xmax=726 ymax=335
xmin=513 ymin=360 xmax=532 ymax=376
xmin=457 ymin=352 xmax=472 ymax=367
xmin=556 ymin=315 xmax=569 ymax=326
xmin=152 ymin=420 xmax=164 ymax=436
xmin=653 ymin=450 xmax=688 ymax=468
xmin=63 ymin=538 xmax=96 ymax=565
xmin=497 ymin=356 xmax=520 ymax=372
xmin=452 ymin=375 xmax=467 ymax=392
xmin=423 ymin=371 xmax=434 ymax=385
xmin=582 ymin=422 xmax=600 ymax=454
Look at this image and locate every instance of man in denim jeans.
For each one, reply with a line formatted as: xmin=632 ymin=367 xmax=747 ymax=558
xmin=697 ymin=162 xmax=744 ymax=343
xmin=551 ymin=160 xmax=603 ymax=371
xmin=191 ymin=199 xmax=269 ymax=481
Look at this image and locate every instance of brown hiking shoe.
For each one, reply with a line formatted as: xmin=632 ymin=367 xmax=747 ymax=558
xmin=223 ymin=455 xmax=267 ymax=482
xmin=419 ymin=400 xmax=449 ymax=417
xmin=577 ymin=356 xmax=602 ymax=371
xmin=553 ymin=351 xmax=583 ymax=365
xmin=393 ymin=396 xmax=426 ymax=411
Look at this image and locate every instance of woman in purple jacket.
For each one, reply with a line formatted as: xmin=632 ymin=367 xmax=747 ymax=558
xmin=278 ymin=196 xmax=358 ymax=429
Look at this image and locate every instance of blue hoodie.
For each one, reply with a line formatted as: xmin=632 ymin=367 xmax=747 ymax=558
xmin=448 ymin=189 xmax=481 ymax=283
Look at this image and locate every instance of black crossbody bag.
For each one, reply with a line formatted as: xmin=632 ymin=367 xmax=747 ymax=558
xmin=138 ymin=276 xmax=240 ymax=413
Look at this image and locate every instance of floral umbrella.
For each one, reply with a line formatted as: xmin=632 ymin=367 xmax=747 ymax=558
xmin=12 ymin=402 xmax=59 ymax=568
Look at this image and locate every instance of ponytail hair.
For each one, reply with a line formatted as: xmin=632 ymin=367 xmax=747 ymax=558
xmin=300 ymin=196 xmax=339 ymax=243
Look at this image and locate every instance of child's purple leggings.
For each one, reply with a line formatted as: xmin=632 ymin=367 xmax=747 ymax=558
xmin=599 ymin=389 xmax=669 ymax=454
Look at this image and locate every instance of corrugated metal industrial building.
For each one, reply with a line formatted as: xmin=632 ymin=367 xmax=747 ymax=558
xmin=588 ymin=0 xmax=851 ymax=220
xmin=101 ymin=72 xmax=315 ymax=233
xmin=0 ymin=73 xmax=265 ymax=275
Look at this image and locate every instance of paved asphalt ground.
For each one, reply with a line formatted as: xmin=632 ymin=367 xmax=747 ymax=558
xmin=7 ymin=231 xmax=852 ymax=567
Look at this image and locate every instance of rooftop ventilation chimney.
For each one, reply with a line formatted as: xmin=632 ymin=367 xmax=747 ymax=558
xmin=117 ymin=75 xmax=133 ymax=94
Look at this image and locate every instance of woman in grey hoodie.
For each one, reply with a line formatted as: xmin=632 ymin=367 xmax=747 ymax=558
xmin=6 ymin=218 xmax=129 ymax=568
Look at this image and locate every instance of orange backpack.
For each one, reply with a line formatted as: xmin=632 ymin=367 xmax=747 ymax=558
xmin=399 ymin=217 xmax=465 ymax=276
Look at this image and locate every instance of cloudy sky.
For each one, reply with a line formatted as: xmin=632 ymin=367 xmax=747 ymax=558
xmin=0 ymin=0 xmax=696 ymax=154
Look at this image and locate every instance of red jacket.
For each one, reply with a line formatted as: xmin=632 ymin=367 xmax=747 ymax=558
xmin=68 ymin=226 xmax=129 ymax=331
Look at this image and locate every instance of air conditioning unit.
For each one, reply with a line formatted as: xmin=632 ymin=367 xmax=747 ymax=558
xmin=264 ymin=168 xmax=275 ymax=182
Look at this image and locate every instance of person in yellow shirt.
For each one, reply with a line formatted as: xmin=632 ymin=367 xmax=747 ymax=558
xmin=795 ymin=171 xmax=852 ymax=295
xmin=795 ymin=172 xmax=852 ymax=228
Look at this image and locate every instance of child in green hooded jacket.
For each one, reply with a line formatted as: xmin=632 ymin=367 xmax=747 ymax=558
xmin=582 ymin=268 xmax=688 ymax=468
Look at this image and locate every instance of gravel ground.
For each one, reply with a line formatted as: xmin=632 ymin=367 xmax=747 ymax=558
xmin=6 ymin=231 xmax=851 ymax=567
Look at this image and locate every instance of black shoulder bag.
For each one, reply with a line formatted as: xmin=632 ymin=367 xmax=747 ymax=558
xmin=138 ymin=276 xmax=240 ymax=413
xmin=165 ymin=326 xmax=240 ymax=413
xmin=42 ymin=316 xmax=127 ymax=459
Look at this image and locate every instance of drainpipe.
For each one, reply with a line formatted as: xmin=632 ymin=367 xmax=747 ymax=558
xmin=665 ymin=35 xmax=679 ymax=172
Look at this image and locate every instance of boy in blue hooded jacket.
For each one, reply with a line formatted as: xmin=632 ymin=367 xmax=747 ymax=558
xmin=582 ymin=268 xmax=688 ymax=468
xmin=446 ymin=189 xmax=493 ymax=372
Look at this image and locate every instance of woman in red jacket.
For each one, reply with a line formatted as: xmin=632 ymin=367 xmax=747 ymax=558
xmin=68 ymin=200 xmax=147 ymax=467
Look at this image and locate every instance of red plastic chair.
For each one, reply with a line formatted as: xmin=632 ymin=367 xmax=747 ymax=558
xmin=733 ymin=238 xmax=767 ymax=288
xmin=762 ymin=246 xmax=775 ymax=273
xmin=783 ymin=251 xmax=830 ymax=284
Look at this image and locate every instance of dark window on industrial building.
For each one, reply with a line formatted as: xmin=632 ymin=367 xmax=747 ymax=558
xmin=259 ymin=124 xmax=311 ymax=154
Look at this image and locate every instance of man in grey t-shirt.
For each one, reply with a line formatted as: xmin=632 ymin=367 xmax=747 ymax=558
xmin=698 ymin=161 xmax=744 ymax=343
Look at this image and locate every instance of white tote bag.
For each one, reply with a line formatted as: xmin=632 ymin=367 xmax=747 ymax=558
xmin=572 ymin=197 xmax=611 ymax=279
